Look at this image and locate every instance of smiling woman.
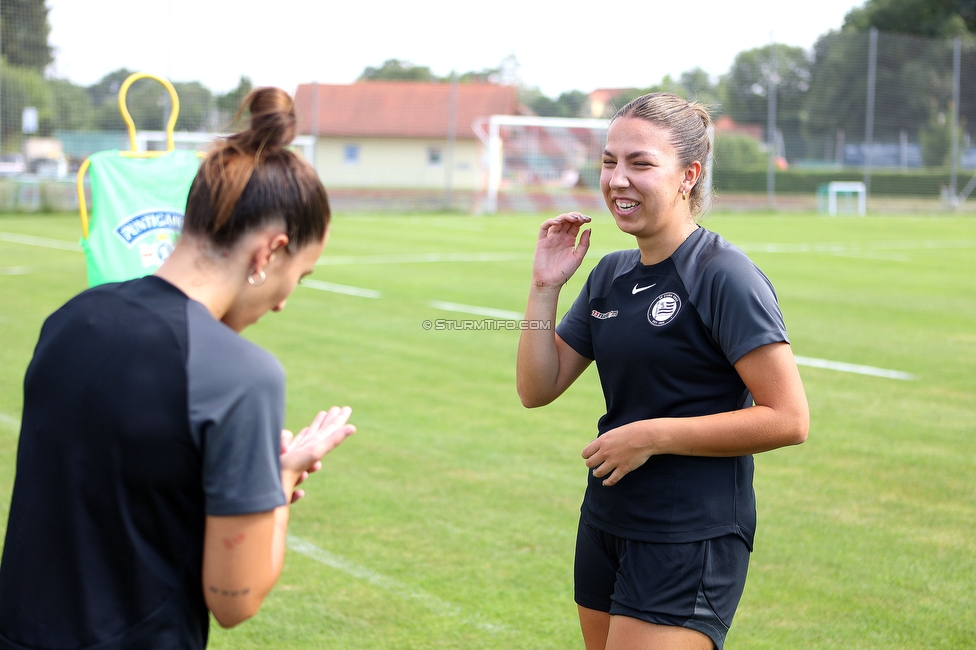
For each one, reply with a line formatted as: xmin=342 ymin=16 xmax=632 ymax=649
xmin=517 ymin=92 xmax=809 ymax=650
xmin=0 ymin=87 xmax=355 ymax=649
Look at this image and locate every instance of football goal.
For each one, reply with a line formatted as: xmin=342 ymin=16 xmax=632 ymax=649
xmin=473 ymin=115 xmax=609 ymax=214
xmin=816 ymin=181 xmax=867 ymax=216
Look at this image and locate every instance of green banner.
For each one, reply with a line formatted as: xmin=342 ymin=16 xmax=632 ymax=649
xmin=81 ymin=149 xmax=201 ymax=286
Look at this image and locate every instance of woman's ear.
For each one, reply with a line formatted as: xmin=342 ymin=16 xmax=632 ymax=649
xmin=252 ymin=232 xmax=290 ymax=273
xmin=268 ymin=233 xmax=290 ymax=257
xmin=685 ymin=161 xmax=702 ymax=184
xmin=683 ymin=161 xmax=702 ymax=194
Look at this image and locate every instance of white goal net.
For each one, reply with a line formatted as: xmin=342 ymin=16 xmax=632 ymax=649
xmin=473 ymin=115 xmax=609 ymax=214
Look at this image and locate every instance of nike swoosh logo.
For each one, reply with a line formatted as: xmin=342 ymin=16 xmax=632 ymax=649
xmin=632 ymin=283 xmax=656 ymax=294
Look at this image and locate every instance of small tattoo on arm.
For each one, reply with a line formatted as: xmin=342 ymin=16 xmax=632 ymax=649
xmin=208 ymin=585 xmax=252 ymax=598
xmin=222 ymin=533 xmax=245 ymax=549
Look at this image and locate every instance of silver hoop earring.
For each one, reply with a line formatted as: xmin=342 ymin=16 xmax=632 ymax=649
xmin=681 ymin=190 xmax=688 ymax=201
xmin=247 ymin=269 xmax=266 ymax=287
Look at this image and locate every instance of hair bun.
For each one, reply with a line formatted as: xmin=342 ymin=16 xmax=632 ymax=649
xmin=235 ymin=87 xmax=296 ymax=154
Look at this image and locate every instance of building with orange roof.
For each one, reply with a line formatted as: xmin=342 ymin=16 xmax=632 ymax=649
xmin=294 ymin=82 xmax=520 ymax=194
xmin=587 ymin=88 xmax=636 ymax=118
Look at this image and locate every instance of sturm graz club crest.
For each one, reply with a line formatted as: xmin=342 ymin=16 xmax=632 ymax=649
xmin=647 ymin=292 xmax=681 ymax=326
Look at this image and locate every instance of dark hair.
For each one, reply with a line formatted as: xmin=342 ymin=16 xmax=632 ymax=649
xmin=183 ymin=87 xmax=329 ymax=250
xmin=613 ymin=92 xmax=713 ymax=215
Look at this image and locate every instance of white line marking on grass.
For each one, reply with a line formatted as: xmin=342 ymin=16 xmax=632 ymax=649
xmin=823 ymin=251 xmax=911 ymax=262
xmin=739 ymin=240 xmax=975 ymax=257
xmin=317 ymin=252 xmax=529 ymax=266
xmin=0 ymin=412 xmax=21 ymax=432
xmin=0 ymin=267 xmax=31 ymax=275
xmin=429 ymin=301 xmax=523 ymax=321
xmin=301 ymin=279 xmax=382 ymax=299
xmin=0 ymin=232 xmax=81 ymax=252
xmin=287 ymin=535 xmax=507 ymax=633
xmin=795 ymin=356 xmax=915 ymax=381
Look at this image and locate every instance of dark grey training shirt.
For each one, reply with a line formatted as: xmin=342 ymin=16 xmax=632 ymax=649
xmin=186 ymin=299 xmax=287 ymax=517
xmin=557 ymin=228 xmax=789 ymax=548
xmin=0 ymin=276 xmax=287 ymax=650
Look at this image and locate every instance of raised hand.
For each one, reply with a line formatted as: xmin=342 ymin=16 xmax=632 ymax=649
xmin=532 ymin=212 xmax=592 ymax=289
xmin=280 ymin=406 xmax=355 ymax=501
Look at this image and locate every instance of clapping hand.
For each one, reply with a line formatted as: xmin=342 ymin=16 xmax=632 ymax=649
xmin=280 ymin=406 xmax=355 ymax=502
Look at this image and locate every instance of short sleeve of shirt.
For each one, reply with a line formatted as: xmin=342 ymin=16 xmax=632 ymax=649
xmin=185 ymin=301 xmax=287 ymax=516
xmin=556 ymin=275 xmax=596 ymax=360
xmin=673 ymin=231 xmax=788 ymax=365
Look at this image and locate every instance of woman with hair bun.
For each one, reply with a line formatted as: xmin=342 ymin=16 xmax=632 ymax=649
xmin=0 ymin=87 xmax=353 ymax=649
xmin=517 ymin=92 xmax=809 ymax=650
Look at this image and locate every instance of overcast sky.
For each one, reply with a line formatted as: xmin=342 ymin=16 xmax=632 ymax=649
xmin=45 ymin=0 xmax=864 ymax=97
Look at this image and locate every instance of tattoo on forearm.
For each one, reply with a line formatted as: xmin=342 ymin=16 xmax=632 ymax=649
xmin=222 ymin=533 xmax=245 ymax=549
xmin=208 ymin=585 xmax=251 ymax=598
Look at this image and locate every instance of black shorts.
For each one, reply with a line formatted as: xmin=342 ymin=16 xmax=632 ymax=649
xmin=574 ymin=518 xmax=750 ymax=650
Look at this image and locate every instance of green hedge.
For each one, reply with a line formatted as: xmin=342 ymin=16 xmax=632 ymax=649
xmin=712 ymin=168 xmax=958 ymax=196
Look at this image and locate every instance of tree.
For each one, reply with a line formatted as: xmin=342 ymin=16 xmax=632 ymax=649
xmin=804 ymin=25 xmax=968 ymax=163
xmin=956 ymin=0 xmax=976 ymax=32
xmin=46 ymin=78 xmax=95 ymax=134
xmin=172 ymin=81 xmax=213 ymax=132
xmin=1 ymin=60 xmax=50 ymax=148
xmin=609 ymin=76 xmax=684 ymax=112
xmin=86 ymin=70 xmax=215 ymax=132
xmin=358 ymin=59 xmax=437 ymax=82
xmin=92 ymin=76 xmax=169 ymax=132
xmin=713 ymin=132 xmax=767 ymax=171
xmin=215 ymin=76 xmax=253 ymax=129
xmin=918 ymin=100 xmax=965 ymax=165
xmin=604 ymin=71 xmax=725 ymax=118
xmin=0 ymin=0 xmax=53 ymax=72
xmin=216 ymin=76 xmax=252 ymax=113
xmin=722 ymin=44 xmax=811 ymax=160
xmin=827 ymin=0 xmax=976 ymax=153
xmin=88 ymin=69 xmax=136 ymax=110
xmin=843 ymin=0 xmax=972 ymax=38
xmin=679 ymin=68 xmax=722 ymax=109
xmin=523 ymin=89 xmax=589 ymax=118
xmin=456 ymin=66 xmax=502 ymax=84
xmin=359 ymin=55 xmax=520 ymax=86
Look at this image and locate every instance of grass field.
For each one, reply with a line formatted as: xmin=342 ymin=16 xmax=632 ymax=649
xmin=0 ymin=211 xmax=974 ymax=649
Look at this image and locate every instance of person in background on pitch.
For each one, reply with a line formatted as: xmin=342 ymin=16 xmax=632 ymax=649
xmin=0 ymin=87 xmax=354 ymax=649
xmin=516 ymin=92 xmax=809 ymax=650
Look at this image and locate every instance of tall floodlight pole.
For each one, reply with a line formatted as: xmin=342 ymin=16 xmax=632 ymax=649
xmin=1 ymin=13 xmax=4 ymax=155
xmin=766 ymin=38 xmax=777 ymax=210
xmin=950 ymin=36 xmax=961 ymax=207
xmin=311 ymin=81 xmax=320 ymax=170
xmin=444 ymin=72 xmax=458 ymax=211
xmin=863 ymin=27 xmax=878 ymax=203
xmin=486 ymin=118 xmax=502 ymax=214
xmin=166 ymin=0 xmax=173 ymax=81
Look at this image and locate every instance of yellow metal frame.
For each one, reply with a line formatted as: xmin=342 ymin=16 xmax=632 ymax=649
xmin=77 ymin=73 xmax=181 ymax=239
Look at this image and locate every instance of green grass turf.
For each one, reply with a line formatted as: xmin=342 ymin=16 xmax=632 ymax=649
xmin=0 ymin=211 xmax=973 ymax=648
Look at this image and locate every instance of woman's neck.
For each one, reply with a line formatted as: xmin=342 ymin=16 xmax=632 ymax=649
xmin=154 ymin=237 xmax=241 ymax=321
xmin=636 ymin=219 xmax=699 ymax=266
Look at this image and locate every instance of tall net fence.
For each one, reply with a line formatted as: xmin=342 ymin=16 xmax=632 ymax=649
xmin=717 ymin=28 xmax=976 ymax=213
xmin=1 ymin=1 xmax=975 ymax=214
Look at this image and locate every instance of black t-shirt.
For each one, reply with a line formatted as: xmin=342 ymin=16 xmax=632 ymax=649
xmin=0 ymin=276 xmax=287 ymax=650
xmin=557 ymin=228 xmax=788 ymax=548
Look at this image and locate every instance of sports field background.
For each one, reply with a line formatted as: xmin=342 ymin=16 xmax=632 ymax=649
xmin=0 ymin=211 xmax=973 ymax=649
